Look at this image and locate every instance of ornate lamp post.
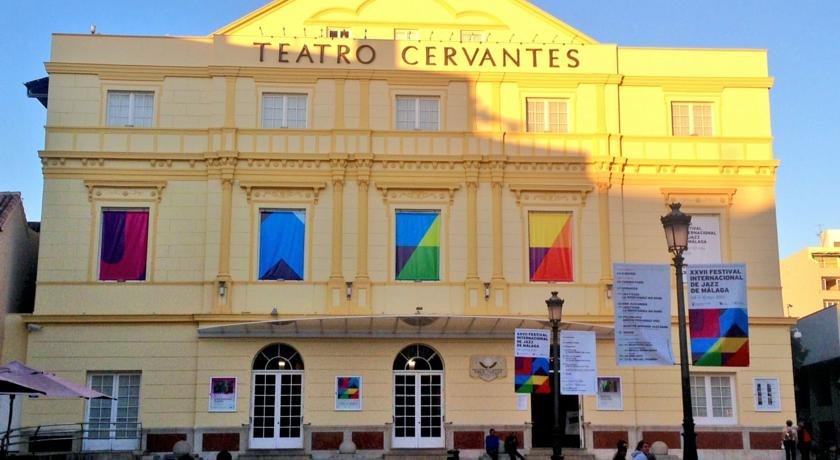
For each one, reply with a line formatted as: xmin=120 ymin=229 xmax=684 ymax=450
xmin=546 ymin=291 xmax=565 ymax=460
xmin=660 ymin=202 xmax=698 ymax=460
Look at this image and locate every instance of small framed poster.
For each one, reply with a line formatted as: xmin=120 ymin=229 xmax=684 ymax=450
xmin=335 ymin=376 xmax=362 ymax=411
xmin=596 ymin=376 xmax=623 ymax=411
xmin=754 ymin=378 xmax=781 ymax=412
xmin=209 ymin=377 xmax=237 ymax=412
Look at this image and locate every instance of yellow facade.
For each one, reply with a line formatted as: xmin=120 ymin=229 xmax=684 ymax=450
xmin=781 ymin=230 xmax=840 ymax=318
xmin=13 ymin=0 xmax=794 ymax=458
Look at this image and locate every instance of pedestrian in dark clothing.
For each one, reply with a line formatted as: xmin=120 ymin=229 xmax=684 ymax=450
xmin=485 ymin=428 xmax=500 ymax=460
xmin=799 ymin=421 xmax=813 ymax=460
xmin=613 ymin=439 xmax=629 ymax=460
xmin=783 ymin=419 xmax=798 ymax=460
xmin=504 ymin=433 xmax=525 ymax=460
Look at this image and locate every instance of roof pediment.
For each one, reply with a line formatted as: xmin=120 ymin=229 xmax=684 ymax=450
xmin=215 ymin=0 xmax=595 ymax=45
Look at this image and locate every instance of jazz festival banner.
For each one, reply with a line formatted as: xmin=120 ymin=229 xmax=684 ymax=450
xmin=335 ymin=376 xmax=362 ymax=411
xmin=683 ymin=215 xmax=722 ymax=265
xmin=687 ymin=263 xmax=749 ymax=366
xmin=614 ymin=264 xmax=675 ymax=366
xmin=514 ymin=328 xmax=551 ymax=393
xmin=560 ymin=330 xmax=597 ymax=395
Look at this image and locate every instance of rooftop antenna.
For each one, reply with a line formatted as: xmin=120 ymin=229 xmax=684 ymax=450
xmin=817 ymin=224 xmax=825 ymax=244
xmin=90 ymin=24 xmax=96 ymax=35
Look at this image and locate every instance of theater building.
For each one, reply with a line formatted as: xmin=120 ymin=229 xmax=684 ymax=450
xmin=12 ymin=0 xmax=793 ymax=458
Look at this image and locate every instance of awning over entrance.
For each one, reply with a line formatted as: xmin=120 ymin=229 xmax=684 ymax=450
xmin=197 ymin=315 xmax=613 ymax=339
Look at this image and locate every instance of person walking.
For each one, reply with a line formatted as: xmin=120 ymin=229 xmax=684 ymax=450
xmin=485 ymin=428 xmax=500 ymax=460
xmin=783 ymin=419 xmax=798 ymax=460
xmin=613 ymin=439 xmax=629 ymax=460
xmin=503 ymin=433 xmax=525 ymax=460
xmin=631 ymin=440 xmax=651 ymax=460
xmin=798 ymin=421 xmax=813 ymax=460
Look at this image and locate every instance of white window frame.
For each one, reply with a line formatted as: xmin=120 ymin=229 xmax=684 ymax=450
xmin=395 ymin=29 xmax=420 ymax=41
xmin=526 ymin=98 xmax=569 ymax=133
xmin=106 ymin=90 xmax=154 ymax=127
xmin=691 ymin=374 xmax=736 ymax=425
xmin=671 ymin=101 xmax=714 ymax=136
xmin=262 ymin=93 xmax=308 ymax=129
xmin=395 ymin=96 xmax=440 ymax=131
xmin=84 ymin=372 xmax=142 ymax=451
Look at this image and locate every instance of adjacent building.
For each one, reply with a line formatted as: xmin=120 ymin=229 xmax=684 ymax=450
xmin=13 ymin=0 xmax=793 ymax=458
xmin=781 ymin=230 xmax=840 ymax=318
xmin=791 ymin=305 xmax=840 ymax=450
xmin=0 ymin=193 xmax=39 ymax=352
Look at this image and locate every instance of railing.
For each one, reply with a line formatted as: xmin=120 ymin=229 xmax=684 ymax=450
xmin=0 ymin=421 xmax=143 ymax=457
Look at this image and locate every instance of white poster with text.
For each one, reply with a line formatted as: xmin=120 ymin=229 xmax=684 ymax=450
xmin=683 ymin=215 xmax=722 ymax=265
xmin=515 ymin=329 xmax=550 ymax=358
xmin=560 ymin=330 xmax=597 ymax=395
xmin=614 ymin=263 xmax=675 ymax=366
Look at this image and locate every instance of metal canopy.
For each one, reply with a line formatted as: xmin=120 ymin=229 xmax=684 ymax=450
xmin=197 ymin=315 xmax=613 ymax=340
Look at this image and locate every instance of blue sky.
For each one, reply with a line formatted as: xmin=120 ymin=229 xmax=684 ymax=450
xmin=2 ymin=1 xmax=838 ymax=258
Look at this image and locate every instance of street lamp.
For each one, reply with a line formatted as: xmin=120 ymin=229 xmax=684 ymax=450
xmin=546 ymin=291 xmax=565 ymax=460
xmin=660 ymin=202 xmax=698 ymax=460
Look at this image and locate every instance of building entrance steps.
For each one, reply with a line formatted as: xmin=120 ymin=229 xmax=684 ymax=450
xmin=238 ymin=449 xmax=310 ymax=460
xmin=522 ymin=448 xmax=594 ymax=460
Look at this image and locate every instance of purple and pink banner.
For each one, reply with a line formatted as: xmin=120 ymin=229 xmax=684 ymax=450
xmin=99 ymin=209 xmax=149 ymax=281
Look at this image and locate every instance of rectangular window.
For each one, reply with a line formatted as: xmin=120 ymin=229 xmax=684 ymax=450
xmin=460 ymin=30 xmax=487 ymax=42
xmin=690 ymin=374 xmax=735 ymax=424
xmin=259 ymin=209 xmax=306 ymax=281
xmin=526 ymin=98 xmax=569 ymax=133
xmin=528 ymin=212 xmax=573 ymax=282
xmin=395 ymin=29 xmax=419 ymax=40
xmin=815 ymin=255 xmax=840 ymax=268
xmin=262 ymin=93 xmax=307 ymax=129
xmin=395 ymin=96 xmax=440 ymax=131
xmin=671 ymin=102 xmax=713 ymax=136
xmin=327 ymin=27 xmax=351 ymax=38
xmin=822 ymin=277 xmax=840 ymax=291
xmin=395 ymin=210 xmax=440 ymax=281
xmin=85 ymin=373 xmax=141 ymax=451
xmin=99 ymin=209 xmax=149 ymax=281
xmin=106 ymin=91 xmax=154 ymax=127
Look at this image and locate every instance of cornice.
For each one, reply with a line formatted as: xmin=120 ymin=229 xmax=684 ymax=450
xmin=621 ymin=76 xmax=774 ymax=90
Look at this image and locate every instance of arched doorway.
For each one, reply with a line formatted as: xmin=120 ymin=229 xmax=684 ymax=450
xmin=392 ymin=344 xmax=444 ymax=448
xmin=249 ymin=343 xmax=304 ymax=449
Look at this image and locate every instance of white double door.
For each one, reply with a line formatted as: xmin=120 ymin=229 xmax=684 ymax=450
xmin=250 ymin=371 xmax=303 ymax=449
xmin=392 ymin=371 xmax=444 ymax=448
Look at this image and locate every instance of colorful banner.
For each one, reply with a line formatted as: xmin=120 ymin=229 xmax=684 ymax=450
xmin=395 ymin=210 xmax=440 ymax=281
xmin=208 ymin=377 xmax=237 ymax=412
xmin=259 ymin=210 xmax=305 ymax=280
xmin=560 ymin=330 xmax=597 ymax=395
xmin=683 ymin=215 xmax=722 ymax=265
xmin=613 ymin=264 xmax=675 ymax=366
xmin=687 ymin=263 xmax=749 ymax=366
xmin=514 ymin=329 xmax=550 ymax=394
xmin=100 ymin=209 xmax=149 ymax=281
xmin=528 ymin=212 xmax=573 ymax=282
xmin=335 ymin=376 xmax=362 ymax=411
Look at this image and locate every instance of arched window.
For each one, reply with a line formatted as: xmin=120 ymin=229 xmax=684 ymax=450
xmin=393 ymin=344 xmax=443 ymax=371
xmin=252 ymin=343 xmax=304 ymax=371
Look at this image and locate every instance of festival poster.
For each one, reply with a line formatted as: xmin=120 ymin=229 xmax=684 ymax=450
xmin=560 ymin=330 xmax=597 ymax=395
xmin=209 ymin=377 xmax=237 ymax=412
xmin=683 ymin=215 xmax=722 ymax=265
xmin=613 ymin=264 xmax=675 ymax=366
xmin=687 ymin=263 xmax=749 ymax=366
xmin=596 ymin=377 xmax=623 ymax=411
xmin=514 ymin=328 xmax=551 ymax=394
xmin=335 ymin=376 xmax=362 ymax=411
